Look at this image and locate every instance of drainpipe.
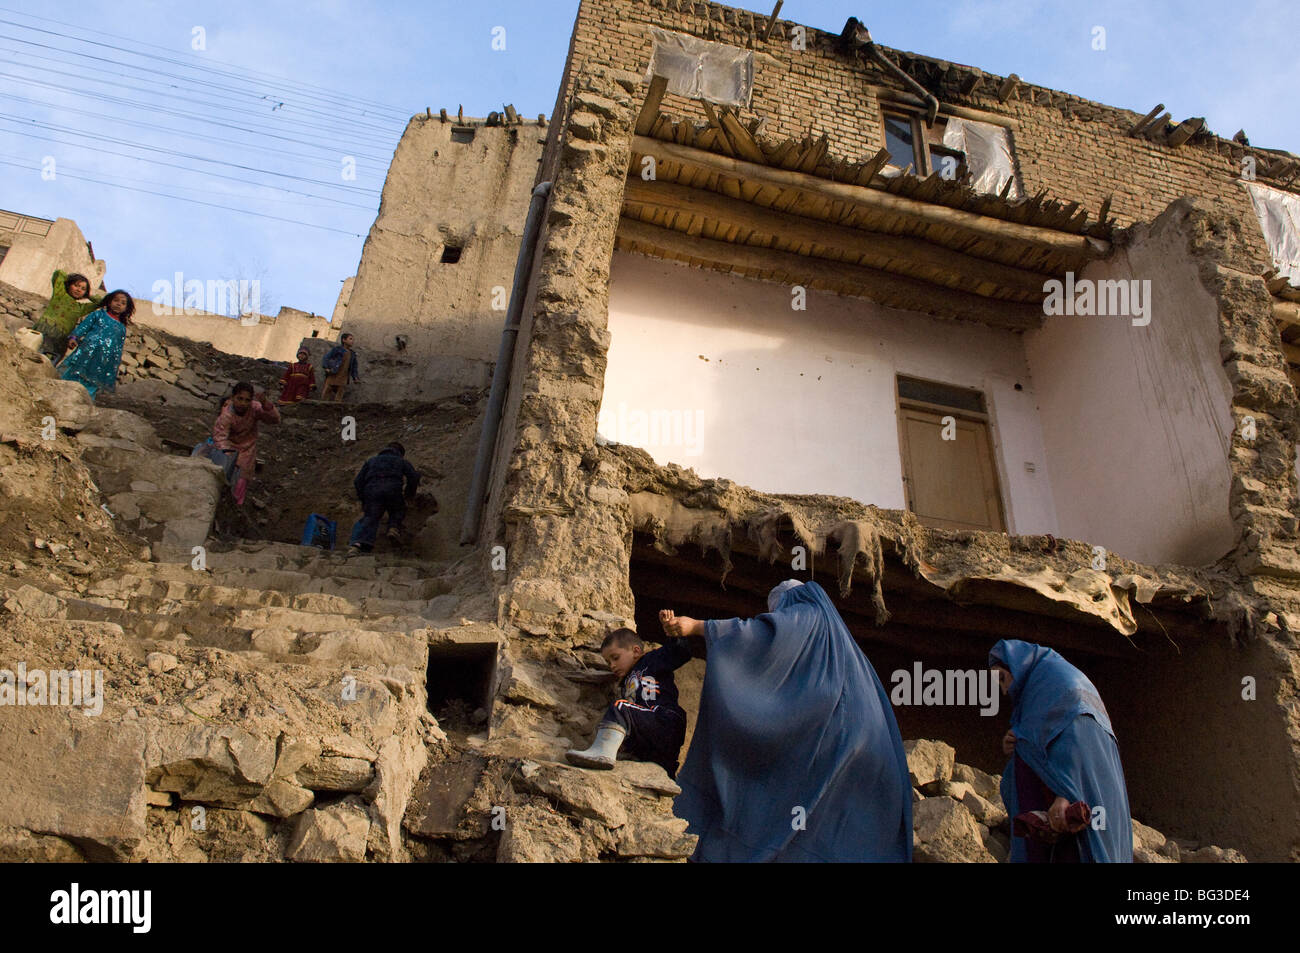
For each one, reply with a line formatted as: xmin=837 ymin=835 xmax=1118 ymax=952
xmin=460 ymin=180 xmax=552 ymax=546
xmin=843 ymin=17 xmax=940 ymax=126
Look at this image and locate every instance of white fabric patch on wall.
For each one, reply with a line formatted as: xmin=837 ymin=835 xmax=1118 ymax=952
xmin=1244 ymin=181 xmax=1300 ymax=285
xmin=942 ymin=117 xmax=1021 ymax=200
xmin=646 ymin=27 xmax=754 ymax=108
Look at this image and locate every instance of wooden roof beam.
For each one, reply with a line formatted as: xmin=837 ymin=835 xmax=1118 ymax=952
xmin=635 ymin=75 xmax=669 ymax=137
xmin=623 ymin=176 xmax=1055 ymax=296
xmin=632 ymin=135 xmax=1110 ymax=258
xmin=616 ymin=217 xmax=1045 ymax=330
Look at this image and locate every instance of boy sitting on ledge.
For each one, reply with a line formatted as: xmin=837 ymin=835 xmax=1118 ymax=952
xmin=565 ymin=621 xmax=694 ymax=778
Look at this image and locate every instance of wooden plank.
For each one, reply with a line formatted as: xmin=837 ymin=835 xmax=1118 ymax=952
xmin=760 ymin=0 xmax=783 ymax=42
xmin=797 ymin=134 xmax=829 ymax=174
xmin=701 ymin=101 xmax=735 ymax=158
xmin=1127 ymin=103 xmax=1165 ymax=137
xmin=856 ymin=147 xmax=892 ymax=186
xmin=1167 ymin=117 xmax=1205 ymax=148
xmin=635 ymin=75 xmax=669 ymax=137
xmin=719 ymin=109 xmax=768 ymax=164
xmin=616 ymin=217 xmax=1045 ymax=330
xmin=1275 ymin=299 xmax=1300 ymax=332
xmin=622 ymin=177 xmax=1055 ymax=295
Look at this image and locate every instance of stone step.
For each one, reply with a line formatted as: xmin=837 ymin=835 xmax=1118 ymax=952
xmin=204 ymin=540 xmax=439 ymax=578
xmin=119 ymin=563 xmax=447 ymax=601
xmin=231 ymin=606 xmax=432 ymax=635
xmin=60 ymin=596 xmax=431 ymax=669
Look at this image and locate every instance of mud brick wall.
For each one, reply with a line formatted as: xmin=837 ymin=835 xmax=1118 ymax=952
xmin=487 ymin=67 xmax=645 ymax=640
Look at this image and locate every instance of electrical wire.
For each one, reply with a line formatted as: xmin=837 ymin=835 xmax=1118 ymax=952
xmin=0 ymin=156 xmax=369 ymax=235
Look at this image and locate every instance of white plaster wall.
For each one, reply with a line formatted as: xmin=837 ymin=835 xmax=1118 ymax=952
xmin=1023 ymin=223 xmax=1235 ymax=566
xmin=603 ymin=252 xmax=1059 ymax=535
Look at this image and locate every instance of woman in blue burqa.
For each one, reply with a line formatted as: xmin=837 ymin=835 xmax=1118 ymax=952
xmin=660 ymin=579 xmax=911 ymax=862
xmin=58 ymin=289 xmax=134 ymax=401
xmin=989 ymin=639 xmax=1132 ymax=862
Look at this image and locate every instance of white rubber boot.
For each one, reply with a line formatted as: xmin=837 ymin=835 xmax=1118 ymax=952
xmin=565 ymin=724 xmax=626 ymax=770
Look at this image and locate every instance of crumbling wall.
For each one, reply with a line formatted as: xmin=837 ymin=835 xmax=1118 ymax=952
xmin=1025 ymin=200 xmax=1239 ymax=566
xmin=345 ymin=118 xmax=546 ymax=391
xmin=485 ymin=69 xmax=645 ymax=638
xmin=0 ymin=215 xmax=104 ymax=298
xmin=565 ymin=0 xmax=1279 ymax=256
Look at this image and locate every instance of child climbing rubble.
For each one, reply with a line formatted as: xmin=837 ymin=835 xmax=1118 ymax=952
xmin=564 ymin=620 xmax=695 ymax=778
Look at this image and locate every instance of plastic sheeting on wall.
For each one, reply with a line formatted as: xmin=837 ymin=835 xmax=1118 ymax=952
xmin=646 ymin=27 xmax=754 ymax=108
xmin=1244 ymin=181 xmax=1300 ymax=285
xmin=942 ymin=117 xmax=1021 ymax=200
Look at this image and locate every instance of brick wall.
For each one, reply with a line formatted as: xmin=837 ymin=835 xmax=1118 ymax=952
xmin=560 ymin=0 xmax=1286 ymax=263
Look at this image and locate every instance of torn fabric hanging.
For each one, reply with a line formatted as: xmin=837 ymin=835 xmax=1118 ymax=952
xmin=1244 ymin=181 xmax=1300 ymax=285
xmin=943 ymin=117 xmax=1022 ymax=199
xmin=647 ymin=27 xmax=754 ymax=108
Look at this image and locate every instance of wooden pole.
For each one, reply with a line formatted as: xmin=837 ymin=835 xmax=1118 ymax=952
xmin=760 ymin=0 xmax=784 ymax=42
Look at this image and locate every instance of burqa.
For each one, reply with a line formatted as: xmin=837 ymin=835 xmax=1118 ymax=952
xmin=989 ymin=639 xmax=1133 ymax=863
xmin=674 ymin=580 xmax=912 ymax=862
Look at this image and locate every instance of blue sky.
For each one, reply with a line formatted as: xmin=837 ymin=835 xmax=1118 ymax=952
xmin=2 ymin=0 xmax=1296 ymax=318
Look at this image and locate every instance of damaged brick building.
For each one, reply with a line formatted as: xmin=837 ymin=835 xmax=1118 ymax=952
xmin=2 ymin=0 xmax=1297 ymax=865
xmin=378 ymin=0 xmax=1300 ymax=860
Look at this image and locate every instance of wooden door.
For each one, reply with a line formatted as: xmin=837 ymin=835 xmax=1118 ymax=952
xmin=897 ymin=391 xmax=1006 ymax=533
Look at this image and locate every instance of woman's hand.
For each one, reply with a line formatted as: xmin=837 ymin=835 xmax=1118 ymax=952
xmin=1048 ymin=796 xmax=1070 ymax=832
xmin=1001 ymin=729 xmax=1016 ymax=755
xmin=659 ymin=610 xmax=701 ymax=638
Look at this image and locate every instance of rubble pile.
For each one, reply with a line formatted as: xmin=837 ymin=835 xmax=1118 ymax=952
xmin=116 ymin=329 xmax=224 ymax=403
xmin=905 ymin=739 xmax=1246 ymax=863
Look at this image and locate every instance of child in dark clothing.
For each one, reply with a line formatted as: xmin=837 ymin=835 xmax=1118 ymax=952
xmin=565 ymin=625 xmax=694 ymax=777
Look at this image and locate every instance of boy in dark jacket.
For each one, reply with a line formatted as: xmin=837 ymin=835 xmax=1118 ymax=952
xmin=565 ymin=624 xmax=695 ymax=777
xmin=321 ymin=333 xmax=360 ymax=402
xmin=346 ymin=442 xmax=420 ymax=555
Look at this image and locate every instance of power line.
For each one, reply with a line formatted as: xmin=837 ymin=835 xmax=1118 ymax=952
xmin=0 ymin=122 xmax=381 ymax=203
xmin=0 ymin=157 xmax=369 ymax=236
xmin=0 ymin=71 xmax=393 ymax=162
xmin=0 ymin=114 xmax=382 ymax=195
xmin=0 ymin=48 xmax=402 ymax=148
xmin=0 ymin=5 xmax=413 ymax=117
xmin=0 ymin=103 xmax=384 ymax=184
xmin=0 ymin=148 xmax=376 ymax=211
xmin=0 ymin=18 xmax=410 ymax=128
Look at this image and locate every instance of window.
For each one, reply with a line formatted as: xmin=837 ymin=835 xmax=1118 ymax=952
xmin=451 ymin=127 xmax=475 ymax=144
xmin=896 ymin=376 xmax=1006 ymax=532
xmin=441 ymin=244 xmax=463 ymax=264
xmin=882 ymin=110 xmax=962 ymax=177
xmin=880 ymin=110 xmax=1021 ymax=198
xmin=647 ymin=27 xmax=754 ymax=108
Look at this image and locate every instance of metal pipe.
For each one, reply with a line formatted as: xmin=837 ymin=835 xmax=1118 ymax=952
xmin=866 ymin=44 xmax=939 ymax=126
xmin=459 ymin=180 xmax=553 ymax=545
xmin=842 ymin=18 xmax=940 ymax=127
